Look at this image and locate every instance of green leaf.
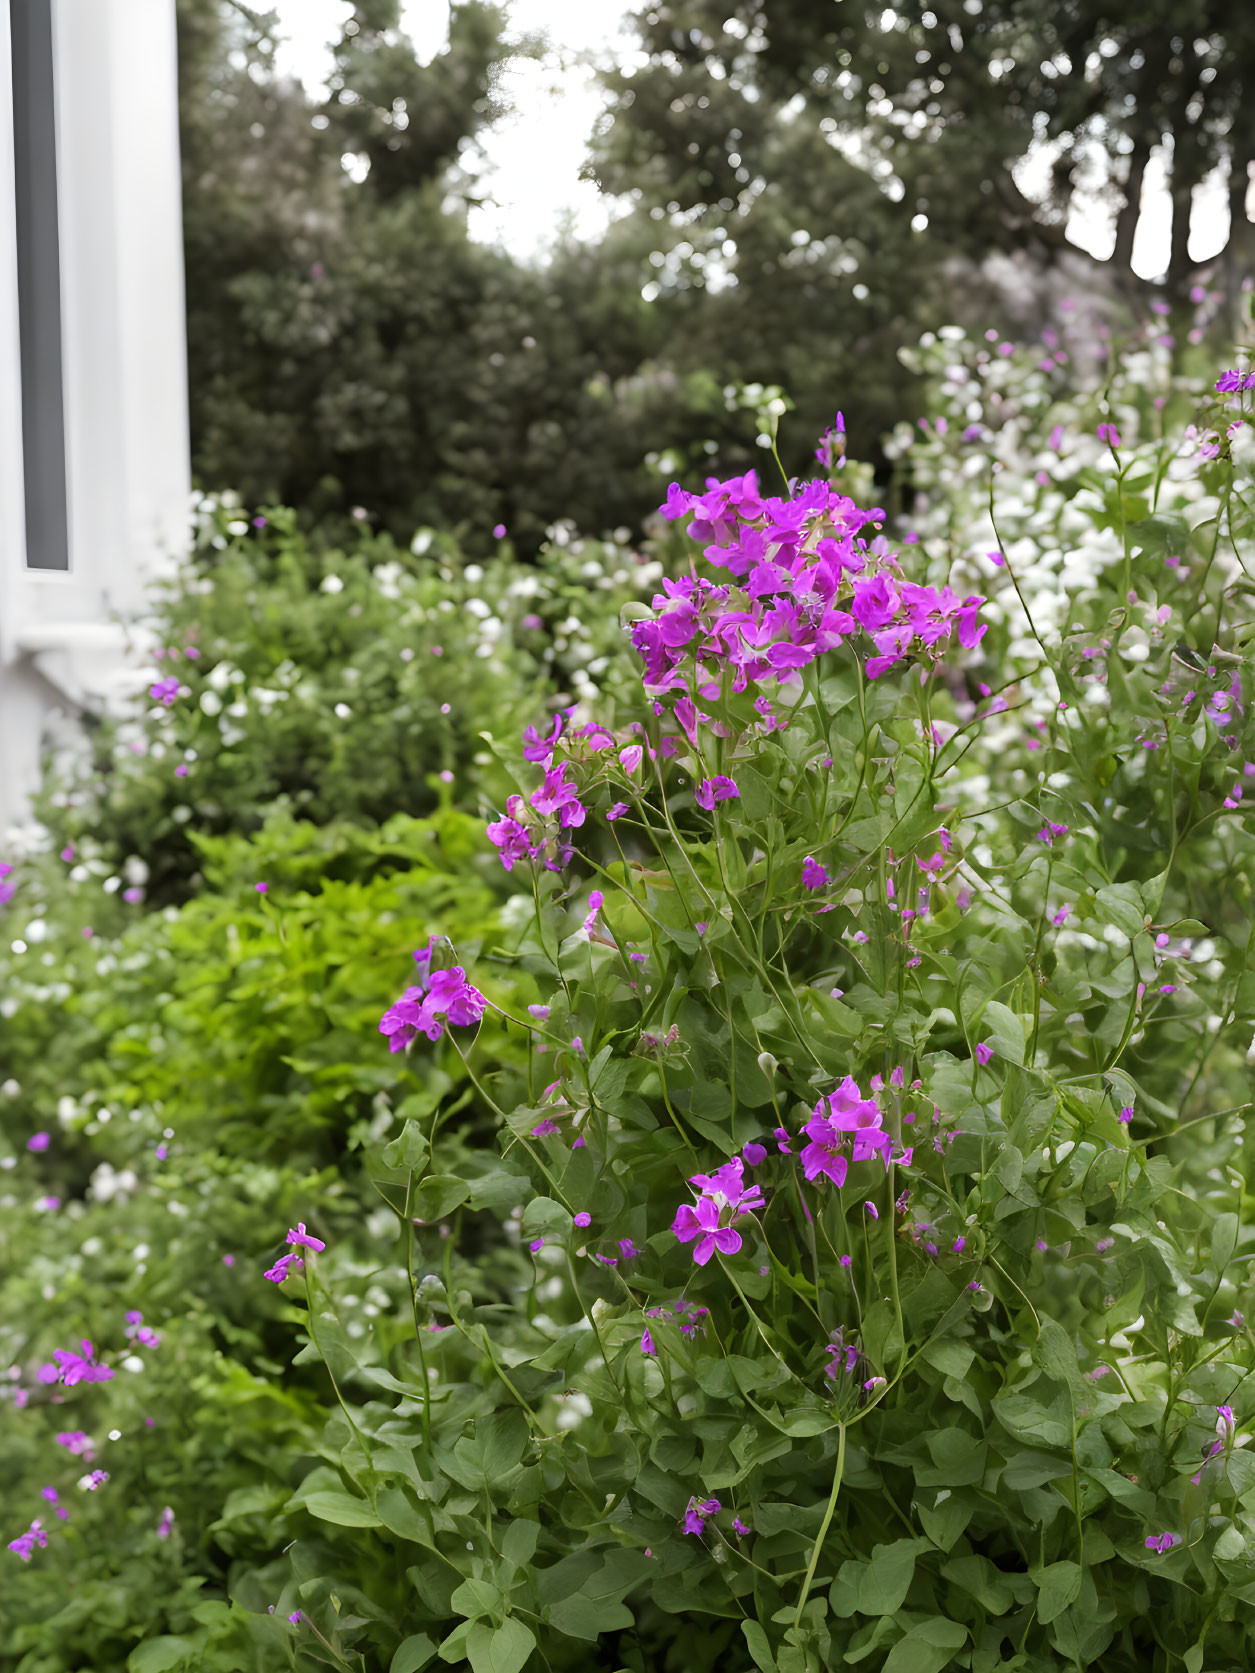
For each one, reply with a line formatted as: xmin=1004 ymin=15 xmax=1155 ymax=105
xmin=451 ymin=1577 xmax=507 ymax=1620
xmin=1214 ymin=1524 xmax=1245 ymax=1562
xmin=301 ymin=1490 xmax=383 ymax=1528
xmin=1092 ymin=884 xmax=1145 ymax=938
xmin=881 ymin=1617 xmax=967 ymax=1673
xmin=381 ymin=1119 xmax=431 ymax=1173
xmin=1032 ymin=1319 xmax=1082 ymax=1389
xmin=501 ymin=1518 xmax=541 ymax=1569
xmin=413 ymin=1174 xmax=470 ymax=1220
xmin=391 ymin=1634 xmax=437 ymax=1673
xmin=920 ymin=1340 xmax=974 ymax=1381
xmin=548 ymin=1592 xmax=633 ymax=1639
xmin=741 ymin=1620 xmax=778 ymax=1671
xmin=939 ymin=1554 xmax=1015 ymax=1615
xmin=1034 ymin=1560 xmax=1082 ymax=1624
xmin=374 ymin=1487 xmax=439 ymax=1547
xmin=1211 ymin=1211 xmax=1239 ymax=1276
xmin=980 ymin=1001 xmax=1025 ymax=1066
xmin=918 ymin=1427 xmax=986 ymax=1486
xmin=466 ymin=1619 xmax=536 ymax=1673
xmin=916 ymin=1491 xmax=971 ymax=1552
xmin=851 ymin=1539 xmax=925 ymax=1616
xmin=520 ymin=1196 xmax=572 ymax=1237
xmin=127 ymin=1639 xmax=199 ymax=1673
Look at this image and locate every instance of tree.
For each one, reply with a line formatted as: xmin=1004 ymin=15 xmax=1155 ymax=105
xmin=591 ymin=2 xmax=1255 ymax=314
xmin=177 ymin=1 xmax=706 ymax=551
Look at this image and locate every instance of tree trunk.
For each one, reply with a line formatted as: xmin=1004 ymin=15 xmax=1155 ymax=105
xmin=1221 ymin=153 xmax=1253 ymax=332
xmin=1112 ymin=137 xmax=1150 ymax=276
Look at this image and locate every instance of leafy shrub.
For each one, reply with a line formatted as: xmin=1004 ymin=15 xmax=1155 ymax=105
xmin=48 ymin=498 xmax=654 ymax=904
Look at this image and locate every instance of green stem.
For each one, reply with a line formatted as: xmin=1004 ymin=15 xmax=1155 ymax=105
xmin=793 ymin=1424 xmax=846 ymax=1628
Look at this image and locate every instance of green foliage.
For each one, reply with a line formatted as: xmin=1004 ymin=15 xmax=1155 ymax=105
xmin=46 ymin=499 xmax=649 ymax=903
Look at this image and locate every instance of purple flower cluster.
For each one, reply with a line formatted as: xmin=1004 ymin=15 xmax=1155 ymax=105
xmin=671 ymin=1157 xmax=765 ymax=1265
xmin=379 ymin=946 xmax=486 ymax=1052
xmin=799 ymin=1078 xmax=892 ymax=1189
xmin=149 ymin=677 xmax=180 ymax=707
xmin=643 ymin=469 xmax=985 ymax=692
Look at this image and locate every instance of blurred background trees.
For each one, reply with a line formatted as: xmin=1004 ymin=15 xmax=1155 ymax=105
xmin=176 ymin=0 xmax=1255 ymax=552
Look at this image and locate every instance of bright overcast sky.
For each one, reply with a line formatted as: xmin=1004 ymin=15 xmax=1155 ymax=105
xmin=269 ymin=0 xmax=633 ymax=260
xmin=268 ymin=1 xmax=1227 ymax=279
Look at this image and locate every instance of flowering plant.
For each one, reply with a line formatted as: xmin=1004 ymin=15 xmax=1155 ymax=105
xmin=266 ymin=340 xmax=1255 ymax=1673
xmin=9 ymin=327 xmax=1255 ymax=1673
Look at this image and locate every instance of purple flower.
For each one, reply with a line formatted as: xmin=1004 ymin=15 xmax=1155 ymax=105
xmin=263 ymin=1253 xmax=304 ymax=1284
xmin=573 ymin=1211 xmax=591 ymax=1229
xmin=974 ymin=1042 xmax=993 ymax=1067
xmin=742 ymin=1141 xmax=767 ymax=1167
xmin=682 ymin=1496 xmax=721 ymax=1535
xmin=157 ymin=1506 xmax=175 ymax=1538
xmin=618 ymin=1238 xmax=639 ymax=1260
xmin=124 ymin=1311 xmax=161 ymax=1348
xmin=379 ymin=961 xmax=486 ymax=1051
xmin=672 ymin=1197 xmax=744 ymax=1266
xmin=671 ymin=1163 xmax=763 ymax=1266
xmin=640 ymin=1328 xmax=656 ymax=1355
xmin=7 ymin=1520 xmax=48 ymax=1561
xmin=530 ymin=1119 xmax=560 ymax=1138
xmin=802 ymin=856 xmax=829 ymax=890
xmin=851 ymin=573 xmax=900 ymax=631
xmin=255 ymin=881 xmax=268 ymax=895
xmin=530 ymin=762 xmax=586 ymax=829
xmin=732 ymin=1517 xmax=751 ymax=1537
xmin=583 ymin=891 xmax=605 ymax=939
xmin=286 ymin=1223 xmax=326 ymax=1253
xmin=607 ymin=802 xmax=629 ymax=821
xmin=695 ymin=776 xmax=740 ymax=811
xmin=44 ymin=1342 xmax=113 ymax=1387
xmin=26 ymin=1132 xmax=50 ymax=1152
xmin=688 ymin=1158 xmax=766 ymax=1211
xmin=1145 ymin=1532 xmax=1180 ymax=1554
xmin=78 ymin=1470 xmax=109 ymax=1491
xmin=55 ymin=1432 xmax=96 ymax=1459
xmin=800 ymin=1078 xmax=890 ymax=1186
xmin=149 ymin=677 xmax=180 ymax=706
xmin=486 ymin=814 xmax=537 ymax=872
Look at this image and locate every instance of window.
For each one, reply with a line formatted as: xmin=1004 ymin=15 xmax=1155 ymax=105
xmin=11 ymin=0 xmax=69 ymax=570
